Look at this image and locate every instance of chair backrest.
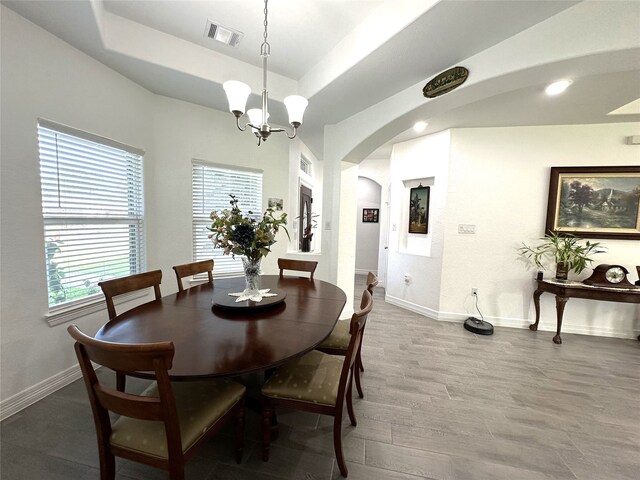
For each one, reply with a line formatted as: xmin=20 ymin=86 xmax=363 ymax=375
xmin=278 ymin=258 xmax=318 ymax=279
xmin=337 ymin=289 xmax=373 ymax=398
xmin=67 ymin=325 xmax=182 ymax=459
xmin=366 ymin=272 xmax=379 ymax=295
xmin=99 ymin=270 xmax=162 ymax=320
xmin=172 ymin=259 xmax=214 ymax=292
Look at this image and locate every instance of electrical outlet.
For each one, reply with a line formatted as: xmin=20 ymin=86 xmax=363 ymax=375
xmin=471 ymin=288 xmax=478 ymax=295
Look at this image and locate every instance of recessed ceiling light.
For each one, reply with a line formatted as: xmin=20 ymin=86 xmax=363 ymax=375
xmin=545 ymin=79 xmax=572 ymax=96
xmin=413 ymin=121 xmax=428 ymax=132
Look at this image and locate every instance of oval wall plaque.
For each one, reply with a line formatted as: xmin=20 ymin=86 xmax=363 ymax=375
xmin=422 ymin=66 xmax=469 ymax=98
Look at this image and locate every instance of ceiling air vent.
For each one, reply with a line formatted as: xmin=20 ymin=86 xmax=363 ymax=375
xmin=205 ymin=20 xmax=243 ymax=47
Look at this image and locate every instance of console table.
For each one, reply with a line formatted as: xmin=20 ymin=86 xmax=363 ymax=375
xmin=529 ymin=279 xmax=640 ymax=344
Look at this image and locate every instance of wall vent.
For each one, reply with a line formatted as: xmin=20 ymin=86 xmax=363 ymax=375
xmin=205 ymin=20 xmax=243 ymax=47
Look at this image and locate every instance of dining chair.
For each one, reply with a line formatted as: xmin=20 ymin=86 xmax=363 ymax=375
xmin=261 ymin=289 xmax=373 ymax=478
xmin=98 ymin=269 xmax=163 ymax=391
xmin=172 ymin=259 xmax=214 ymax=292
xmin=68 ymin=325 xmax=246 ymax=480
xmin=316 ymin=272 xmax=379 ymax=398
xmin=278 ymin=258 xmax=318 ymax=279
xmin=99 ymin=270 xmax=163 ymax=321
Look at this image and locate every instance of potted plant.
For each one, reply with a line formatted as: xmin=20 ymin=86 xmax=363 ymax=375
xmin=519 ymin=231 xmax=604 ymax=280
xmin=208 ymin=194 xmax=288 ymax=300
xmin=297 ymin=212 xmax=318 ymax=252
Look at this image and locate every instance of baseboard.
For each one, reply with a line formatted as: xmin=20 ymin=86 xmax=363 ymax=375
xmin=355 ymin=269 xmax=375 ymax=276
xmin=0 ymin=363 xmax=83 ymax=421
xmin=384 ymin=295 xmax=638 ymax=340
xmin=385 ymin=295 xmax=440 ymax=320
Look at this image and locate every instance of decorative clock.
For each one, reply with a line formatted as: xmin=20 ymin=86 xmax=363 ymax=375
xmin=583 ymin=264 xmax=638 ymax=288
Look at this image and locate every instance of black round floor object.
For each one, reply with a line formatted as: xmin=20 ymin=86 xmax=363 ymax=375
xmin=464 ymin=316 xmax=494 ymax=335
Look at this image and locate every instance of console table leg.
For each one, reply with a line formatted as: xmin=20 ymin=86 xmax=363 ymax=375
xmin=530 ymin=289 xmax=544 ymax=331
xmin=553 ymin=295 xmax=569 ymax=344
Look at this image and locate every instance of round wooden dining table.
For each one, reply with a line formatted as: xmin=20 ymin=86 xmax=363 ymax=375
xmin=95 ymin=275 xmax=346 ymax=380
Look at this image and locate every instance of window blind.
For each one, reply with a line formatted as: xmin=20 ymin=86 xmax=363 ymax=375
xmin=192 ymin=161 xmax=262 ymax=276
xmin=38 ymin=121 xmax=145 ymax=309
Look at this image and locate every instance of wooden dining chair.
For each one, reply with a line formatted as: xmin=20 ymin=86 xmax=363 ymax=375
xmin=68 ymin=325 xmax=246 ymax=480
xmin=278 ymin=258 xmax=318 ymax=279
xmin=98 ymin=269 xmax=163 ymax=391
xmin=98 ymin=270 xmax=163 ymax=321
xmin=261 ymin=288 xmax=372 ymax=478
xmin=316 ymin=272 xmax=379 ymax=398
xmin=172 ymin=259 xmax=214 ymax=292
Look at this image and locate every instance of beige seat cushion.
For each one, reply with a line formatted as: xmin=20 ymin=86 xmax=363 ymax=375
xmin=262 ymin=350 xmax=343 ymax=406
xmin=110 ymin=379 xmax=245 ymax=459
xmin=317 ymin=319 xmax=350 ymax=350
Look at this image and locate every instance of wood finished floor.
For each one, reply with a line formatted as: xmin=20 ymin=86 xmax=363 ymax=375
xmin=2 ymin=275 xmax=639 ymax=479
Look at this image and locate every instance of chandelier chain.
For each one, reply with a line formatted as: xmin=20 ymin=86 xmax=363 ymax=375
xmin=261 ymin=0 xmax=270 ymax=56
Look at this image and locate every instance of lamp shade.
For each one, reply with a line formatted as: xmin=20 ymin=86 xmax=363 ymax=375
xmin=223 ymin=80 xmax=251 ymax=114
xmin=247 ymin=109 xmax=268 ymax=133
xmin=283 ymin=95 xmax=308 ymax=125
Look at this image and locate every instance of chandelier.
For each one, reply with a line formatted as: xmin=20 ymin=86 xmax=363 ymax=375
xmin=223 ymin=0 xmax=308 ymax=145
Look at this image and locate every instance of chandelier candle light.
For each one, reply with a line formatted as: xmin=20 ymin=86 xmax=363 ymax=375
xmin=223 ymin=0 xmax=308 ymax=145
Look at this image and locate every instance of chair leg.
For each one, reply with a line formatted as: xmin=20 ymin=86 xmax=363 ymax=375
xmin=357 ymin=347 xmax=364 ymax=372
xmin=168 ymin=459 xmax=185 ymax=480
xmin=116 ymin=372 xmax=126 ymax=392
xmin=333 ymin=415 xmax=348 ymax=477
xmin=235 ymin=401 xmax=245 ymax=464
xmin=261 ymin=399 xmax=272 ymax=462
xmin=354 ymin=362 xmax=364 ymax=399
xmin=98 ymin=449 xmax=116 ymax=480
xmin=346 ymin=371 xmax=357 ymax=427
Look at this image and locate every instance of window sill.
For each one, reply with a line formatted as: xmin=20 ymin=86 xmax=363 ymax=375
xmin=45 ymin=291 xmax=147 ymax=327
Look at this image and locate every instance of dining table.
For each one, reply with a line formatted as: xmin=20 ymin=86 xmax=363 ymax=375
xmin=94 ymin=275 xmax=347 ymax=380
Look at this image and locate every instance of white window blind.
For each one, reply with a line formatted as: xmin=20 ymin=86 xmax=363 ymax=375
xmin=37 ymin=120 xmax=145 ymax=310
xmin=192 ymin=161 xmax=262 ymax=276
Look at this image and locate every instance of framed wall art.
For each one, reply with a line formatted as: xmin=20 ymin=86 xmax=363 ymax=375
xmin=268 ymin=197 xmax=283 ymax=211
xmin=408 ymin=186 xmax=430 ymax=234
xmin=362 ymin=208 xmax=379 ymax=223
xmin=545 ymin=166 xmax=640 ymax=240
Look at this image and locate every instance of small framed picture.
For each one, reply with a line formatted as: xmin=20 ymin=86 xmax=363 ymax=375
xmin=268 ymin=197 xmax=283 ymax=211
xmin=362 ymin=208 xmax=379 ymax=223
xmin=408 ymin=186 xmax=430 ymax=234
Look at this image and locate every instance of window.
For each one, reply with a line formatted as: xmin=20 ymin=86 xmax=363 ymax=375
xmin=300 ymin=155 xmax=312 ymax=176
xmin=192 ymin=161 xmax=262 ymax=276
xmin=37 ymin=120 xmax=145 ymax=310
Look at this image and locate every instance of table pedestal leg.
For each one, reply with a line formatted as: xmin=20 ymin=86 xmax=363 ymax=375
xmin=553 ymin=295 xmax=569 ymax=344
xmin=530 ymin=288 xmax=544 ymax=331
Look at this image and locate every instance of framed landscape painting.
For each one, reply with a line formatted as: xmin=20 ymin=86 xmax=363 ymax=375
xmin=545 ymin=166 xmax=640 ymax=240
xmin=408 ymin=186 xmax=430 ymax=234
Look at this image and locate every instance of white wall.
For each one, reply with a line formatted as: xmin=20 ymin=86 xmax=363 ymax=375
xmin=337 ymin=163 xmax=359 ymax=317
xmin=386 ymin=131 xmax=451 ymax=316
xmin=442 ymin=124 xmax=640 ymax=338
xmin=355 ymin=177 xmax=381 ymax=274
xmin=385 ymin=123 xmax=640 ymax=340
xmin=0 ymin=6 xmax=154 ymax=412
xmin=149 ymin=96 xmax=291 ymax=282
xmin=0 ymin=7 xmax=292 ymax=414
xmin=358 ymin=158 xmax=391 ymax=286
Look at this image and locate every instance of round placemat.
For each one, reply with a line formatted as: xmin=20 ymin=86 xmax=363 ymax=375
xmin=212 ymin=288 xmax=287 ymax=310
